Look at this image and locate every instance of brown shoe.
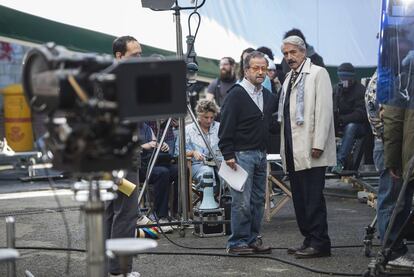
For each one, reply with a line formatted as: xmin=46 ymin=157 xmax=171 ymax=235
xmin=226 ymin=246 xmax=254 ymax=255
xmin=249 ymin=240 xmax=272 ymax=254
xmin=294 ymin=247 xmax=331 ymax=259
xmin=287 ymin=244 xmax=307 ymax=255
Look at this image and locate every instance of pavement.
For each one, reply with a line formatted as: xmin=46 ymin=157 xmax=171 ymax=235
xmin=0 ymin=168 xmax=410 ymax=277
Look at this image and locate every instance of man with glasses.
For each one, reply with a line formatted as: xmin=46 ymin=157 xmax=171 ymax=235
xmin=206 ymin=57 xmax=237 ymax=107
xmin=279 ymin=36 xmax=336 ymax=259
xmin=219 ymin=51 xmax=278 ymax=255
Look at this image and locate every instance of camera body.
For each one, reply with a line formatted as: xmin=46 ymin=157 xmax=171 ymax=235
xmin=22 ymin=43 xmax=187 ymax=173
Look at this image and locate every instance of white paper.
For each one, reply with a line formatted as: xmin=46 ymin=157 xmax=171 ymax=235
xmin=266 ymin=154 xmax=281 ymax=161
xmin=218 ymin=162 xmax=248 ymax=192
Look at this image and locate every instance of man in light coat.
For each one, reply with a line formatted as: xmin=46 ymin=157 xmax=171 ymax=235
xmin=279 ymin=35 xmax=336 ymax=258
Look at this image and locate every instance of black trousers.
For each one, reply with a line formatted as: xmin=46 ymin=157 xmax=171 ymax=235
xmin=289 ymin=166 xmax=331 ymax=252
xmin=105 ymin=184 xmax=139 ymax=274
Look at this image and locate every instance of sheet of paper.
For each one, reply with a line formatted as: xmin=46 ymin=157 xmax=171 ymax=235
xmin=218 ymin=162 xmax=248 ymax=192
xmin=266 ymin=154 xmax=281 ymax=161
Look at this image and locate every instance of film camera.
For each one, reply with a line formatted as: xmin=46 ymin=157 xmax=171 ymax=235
xmin=22 ymin=43 xmax=187 ymax=173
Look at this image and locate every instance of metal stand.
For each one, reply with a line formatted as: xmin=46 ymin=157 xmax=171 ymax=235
xmin=364 ymin=215 xmax=377 ymax=257
xmin=6 ymin=217 xmax=18 ymax=277
xmin=74 ymin=178 xmax=116 ymax=277
xmin=364 ymin=155 xmax=414 ymax=276
xmin=138 ymin=1 xmax=221 ymax=231
xmin=0 ymin=217 xmax=34 ymax=277
xmin=106 ymin=238 xmax=157 ymax=277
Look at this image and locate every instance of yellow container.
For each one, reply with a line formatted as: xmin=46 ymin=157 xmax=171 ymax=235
xmin=1 ymin=84 xmax=34 ymax=151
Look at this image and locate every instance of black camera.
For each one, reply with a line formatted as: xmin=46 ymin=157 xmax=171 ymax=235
xmin=22 ymin=43 xmax=187 ymax=173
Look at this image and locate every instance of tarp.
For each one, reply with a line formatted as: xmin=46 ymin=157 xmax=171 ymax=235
xmin=0 ymin=0 xmax=381 ymax=67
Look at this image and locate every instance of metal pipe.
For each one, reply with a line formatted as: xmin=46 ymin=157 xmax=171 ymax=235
xmin=173 ymin=4 xmax=189 ymax=221
xmin=84 ymin=180 xmax=106 ymax=277
xmin=6 ymin=216 xmax=16 ymax=277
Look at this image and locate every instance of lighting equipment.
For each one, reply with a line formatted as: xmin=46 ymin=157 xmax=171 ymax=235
xmin=141 ymin=0 xmax=175 ymax=10
xmin=140 ymin=0 xmax=208 ymax=225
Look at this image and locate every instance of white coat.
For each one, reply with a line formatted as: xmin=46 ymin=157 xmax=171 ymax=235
xmin=280 ymin=58 xmax=336 ymax=172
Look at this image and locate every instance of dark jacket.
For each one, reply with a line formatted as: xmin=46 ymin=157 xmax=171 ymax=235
xmin=218 ymin=84 xmax=278 ymax=160
xmin=383 ymin=105 xmax=414 ymax=183
xmin=333 ymin=81 xmax=368 ymax=132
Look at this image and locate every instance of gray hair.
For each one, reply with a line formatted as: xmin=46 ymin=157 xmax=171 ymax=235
xmin=195 ymin=99 xmax=220 ymax=116
xmin=243 ymin=51 xmax=268 ymax=70
xmin=281 ymin=35 xmax=306 ymax=52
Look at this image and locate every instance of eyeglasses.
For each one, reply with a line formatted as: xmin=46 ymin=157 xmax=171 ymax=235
xmin=249 ymin=66 xmax=268 ymax=72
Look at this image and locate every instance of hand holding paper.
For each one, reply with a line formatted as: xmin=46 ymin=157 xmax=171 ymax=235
xmin=218 ymin=162 xmax=248 ymax=192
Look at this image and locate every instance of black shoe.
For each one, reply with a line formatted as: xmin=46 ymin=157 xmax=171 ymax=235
xmin=287 ymin=244 xmax=307 ymax=255
xmin=226 ymin=246 xmax=254 ymax=255
xmin=294 ymin=247 xmax=331 ymax=259
xmin=249 ymin=240 xmax=272 ymax=254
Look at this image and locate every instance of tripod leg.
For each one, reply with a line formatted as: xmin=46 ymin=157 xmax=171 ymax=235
xmin=364 ymin=215 xmax=377 ymax=257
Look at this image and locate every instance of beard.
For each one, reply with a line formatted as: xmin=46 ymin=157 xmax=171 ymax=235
xmin=220 ymin=69 xmax=235 ymax=82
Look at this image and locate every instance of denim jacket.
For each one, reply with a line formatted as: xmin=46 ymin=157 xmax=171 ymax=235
xmin=175 ymin=121 xmax=223 ymax=171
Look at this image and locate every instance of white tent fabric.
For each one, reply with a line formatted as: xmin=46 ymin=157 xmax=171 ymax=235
xmin=1 ymin=0 xmax=381 ymax=66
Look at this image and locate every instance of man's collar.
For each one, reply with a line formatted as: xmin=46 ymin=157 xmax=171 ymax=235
xmin=301 ymin=58 xmax=312 ymax=73
xmin=295 ymin=59 xmax=307 ymax=74
xmin=240 ymin=78 xmax=262 ymax=93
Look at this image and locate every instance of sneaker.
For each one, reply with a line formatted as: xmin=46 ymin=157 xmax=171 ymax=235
xmin=331 ymin=161 xmax=344 ymax=174
xmin=109 ymin=271 xmax=140 ymax=277
xmin=388 ymin=253 xmax=414 ymax=268
xmin=136 ymin=215 xmax=159 ymax=239
xmin=158 ymin=218 xmax=174 ymax=234
xmin=137 ymin=215 xmax=156 ymax=227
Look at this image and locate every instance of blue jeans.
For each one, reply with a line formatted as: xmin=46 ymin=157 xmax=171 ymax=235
xmin=337 ymin=122 xmax=367 ymax=164
xmin=374 ymin=139 xmax=412 ymax=253
xmin=227 ymin=150 xmax=267 ymax=249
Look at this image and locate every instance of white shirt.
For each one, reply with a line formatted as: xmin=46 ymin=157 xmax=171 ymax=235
xmin=239 ymin=78 xmax=263 ymax=112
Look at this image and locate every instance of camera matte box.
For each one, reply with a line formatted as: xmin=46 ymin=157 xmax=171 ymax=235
xmin=114 ymin=57 xmax=187 ymax=122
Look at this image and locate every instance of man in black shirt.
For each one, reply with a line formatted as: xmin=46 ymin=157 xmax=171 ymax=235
xmin=105 ymin=35 xmax=142 ymax=277
xmin=206 ymin=57 xmax=237 ymax=107
xmin=219 ymin=51 xmax=278 ymax=255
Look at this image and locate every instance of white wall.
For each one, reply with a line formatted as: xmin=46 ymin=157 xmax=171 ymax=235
xmin=0 ymin=0 xmax=381 ymax=66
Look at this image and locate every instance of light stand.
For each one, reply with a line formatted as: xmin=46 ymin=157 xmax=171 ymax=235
xmin=140 ymin=0 xmax=207 ymax=223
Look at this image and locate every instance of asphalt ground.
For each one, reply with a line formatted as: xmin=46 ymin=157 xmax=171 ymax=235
xmin=0 ymin=172 xmax=411 ymax=277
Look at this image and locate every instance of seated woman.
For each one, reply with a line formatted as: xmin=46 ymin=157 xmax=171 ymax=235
xmin=180 ymin=99 xmax=223 ymax=190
